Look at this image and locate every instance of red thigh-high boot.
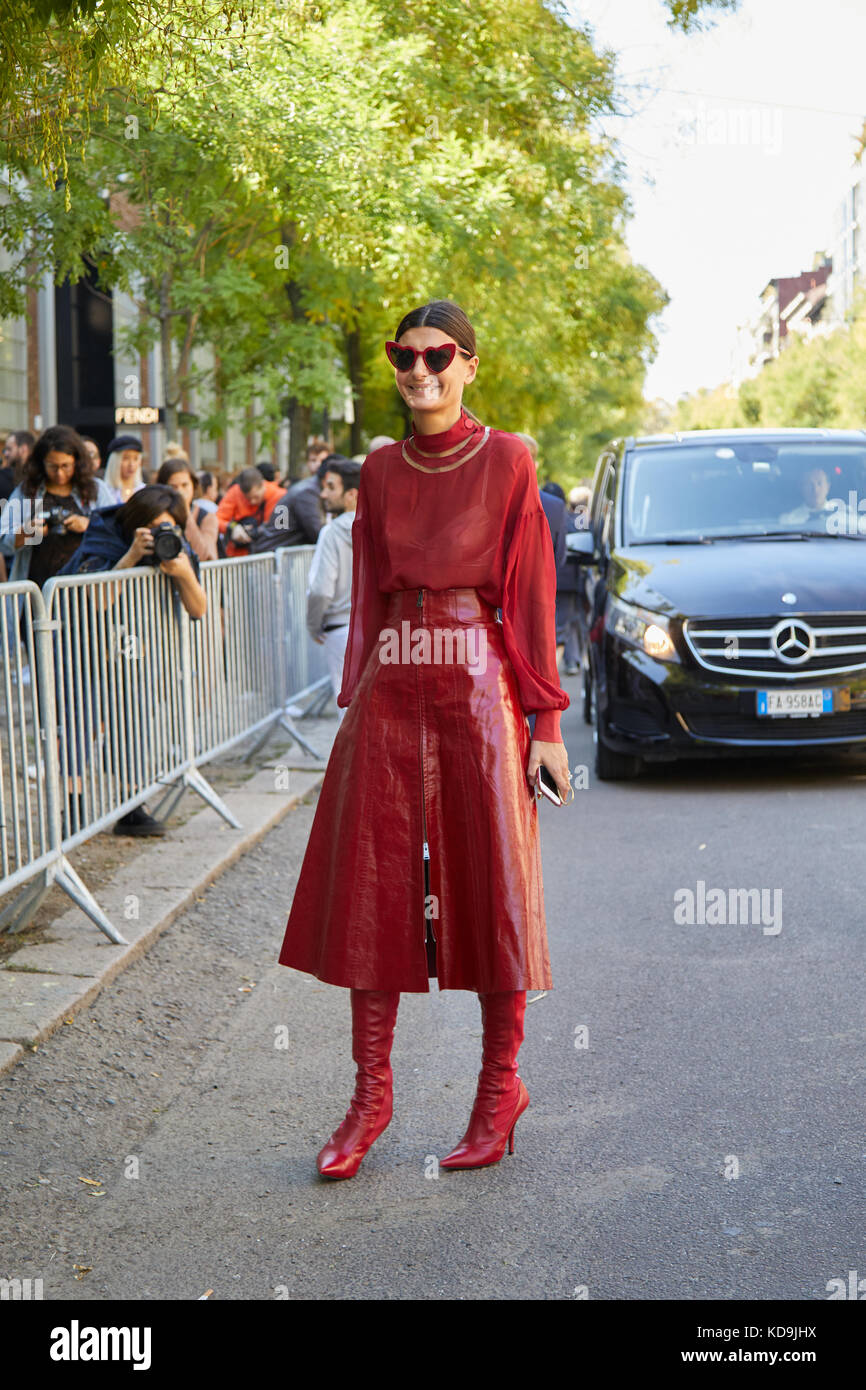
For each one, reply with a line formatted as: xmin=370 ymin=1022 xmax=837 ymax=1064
xmin=439 ymin=990 xmax=529 ymax=1170
xmin=316 ymin=988 xmax=400 ymax=1180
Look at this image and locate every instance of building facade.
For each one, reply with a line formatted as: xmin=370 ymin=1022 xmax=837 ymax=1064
xmin=0 ymin=269 xmax=286 ymax=477
xmin=731 ymin=254 xmax=832 ymax=388
xmin=827 ymin=156 xmax=866 ymax=326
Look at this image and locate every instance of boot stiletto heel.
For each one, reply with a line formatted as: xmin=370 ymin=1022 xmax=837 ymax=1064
xmin=440 ymin=991 xmax=529 ymax=1171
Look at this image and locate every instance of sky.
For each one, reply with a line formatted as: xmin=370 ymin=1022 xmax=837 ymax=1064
xmin=566 ymin=0 xmax=866 ymax=404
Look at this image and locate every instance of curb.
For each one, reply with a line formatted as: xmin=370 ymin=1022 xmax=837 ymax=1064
xmin=0 ymin=757 xmax=328 ymax=1077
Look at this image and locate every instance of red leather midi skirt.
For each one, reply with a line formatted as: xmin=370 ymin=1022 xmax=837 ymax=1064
xmin=278 ymin=586 xmax=553 ymax=993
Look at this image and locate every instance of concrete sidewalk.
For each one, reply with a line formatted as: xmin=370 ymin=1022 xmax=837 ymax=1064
xmin=0 ymin=729 xmax=335 ymax=1077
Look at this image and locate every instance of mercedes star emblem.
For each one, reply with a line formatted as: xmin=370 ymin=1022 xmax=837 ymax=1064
xmin=771 ymin=619 xmax=814 ymax=664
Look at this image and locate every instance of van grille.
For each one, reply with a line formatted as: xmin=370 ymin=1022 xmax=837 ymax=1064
xmin=685 ymin=710 xmax=866 ymax=741
xmin=683 ymin=614 xmax=866 ymax=678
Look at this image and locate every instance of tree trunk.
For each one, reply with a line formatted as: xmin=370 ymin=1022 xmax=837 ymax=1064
xmin=159 ymin=277 xmax=178 ymax=439
xmin=280 ymin=220 xmax=311 ymax=480
xmin=286 ymin=397 xmax=311 ymax=481
xmin=345 ymin=326 xmax=363 ymax=455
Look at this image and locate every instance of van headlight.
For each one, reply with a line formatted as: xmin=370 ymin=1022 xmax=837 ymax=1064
xmin=608 ymin=596 xmax=678 ymax=661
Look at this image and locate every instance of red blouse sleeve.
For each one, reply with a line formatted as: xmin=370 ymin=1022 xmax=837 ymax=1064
xmin=336 ymin=465 xmax=390 ymax=708
xmin=500 ymin=453 xmax=570 ymax=743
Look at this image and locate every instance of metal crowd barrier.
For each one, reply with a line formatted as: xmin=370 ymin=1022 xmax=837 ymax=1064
xmin=241 ymin=545 xmax=334 ymax=760
xmin=0 ymin=582 xmax=62 ymax=918
xmin=0 ymin=546 xmax=334 ymax=941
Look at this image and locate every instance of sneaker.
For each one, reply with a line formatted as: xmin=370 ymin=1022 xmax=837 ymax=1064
xmin=563 ymin=664 xmax=580 ymax=676
xmin=113 ymin=805 xmax=167 ymax=837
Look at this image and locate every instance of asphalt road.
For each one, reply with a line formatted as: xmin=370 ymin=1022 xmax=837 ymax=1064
xmin=1 ymin=688 xmax=864 ymax=1301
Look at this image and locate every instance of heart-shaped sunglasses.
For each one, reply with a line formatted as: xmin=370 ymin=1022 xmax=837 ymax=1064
xmin=385 ymin=340 xmax=474 ymax=374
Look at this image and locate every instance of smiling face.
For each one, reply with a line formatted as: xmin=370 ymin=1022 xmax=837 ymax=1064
xmin=393 ymin=327 xmax=478 ymax=425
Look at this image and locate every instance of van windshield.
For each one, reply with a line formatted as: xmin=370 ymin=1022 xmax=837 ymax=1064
xmin=623 ymin=442 xmax=866 ymax=544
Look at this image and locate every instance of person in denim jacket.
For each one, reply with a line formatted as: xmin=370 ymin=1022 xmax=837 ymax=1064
xmin=0 ymin=425 xmax=115 ymax=589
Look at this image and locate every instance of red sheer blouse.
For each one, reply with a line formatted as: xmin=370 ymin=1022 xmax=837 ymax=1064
xmin=337 ymin=407 xmax=570 ymax=742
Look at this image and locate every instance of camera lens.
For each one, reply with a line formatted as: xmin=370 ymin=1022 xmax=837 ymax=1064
xmin=150 ymin=523 xmax=183 ymax=561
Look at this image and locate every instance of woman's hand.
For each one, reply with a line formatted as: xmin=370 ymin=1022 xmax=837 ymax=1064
xmin=61 ymin=513 xmax=89 ymax=534
xmin=526 ymin=738 xmax=572 ymax=803
xmin=120 ymin=526 xmax=155 ymax=567
xmin=160 ymin=549 xmax=207 ymax=619
xmin=115 ymin=529 xmax=205 ymax=617
xmin=158 ymin=549 xmax=193 ymax=580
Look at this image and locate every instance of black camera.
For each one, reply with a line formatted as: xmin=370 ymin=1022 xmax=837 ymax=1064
xmin=41 ymin=503 xmax=74 ymax=535
xmin=230 ymin=518 xmax=262 ymax=546
xmin=145 ymin=522 xmax=184 ymax=564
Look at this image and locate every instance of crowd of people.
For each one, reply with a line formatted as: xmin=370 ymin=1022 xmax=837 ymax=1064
xmin=0 ymin=425 xmax=378 ymax=588
xmin=0 ymin=424 xmax=369 ymax=835
xmin=0 ymin=419 xmax=588 ymax=833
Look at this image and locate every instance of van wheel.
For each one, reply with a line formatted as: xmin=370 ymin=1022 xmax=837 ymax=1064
xmin=595 ymin=736 xmax=643 ymax=782
xmin=592 ymin=686 xmax=643 ymax=781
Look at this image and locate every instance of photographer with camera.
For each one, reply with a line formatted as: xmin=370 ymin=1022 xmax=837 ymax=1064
xmin=0 ymin=425 xmax=115 ymax=590
xmin=57 ymin=484 xmax=206 ymax=617
xmin=55 ymin=485 xmax=207 ymax=836
xmin=216 ymin=466 xmax=285 ymax=557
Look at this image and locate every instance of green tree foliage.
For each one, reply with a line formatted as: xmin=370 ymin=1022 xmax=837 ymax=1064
xmin=0 ymin=0 xmax=739 ymax=185
xmin=663 ymin=0 xmax=740 ymax=33
xmin=738 ymin=378 xmax=761 ymax=424
xmin=667 ymin=382 xmax=741 ymax=431
xmin=0 ymin=0 xmax=696 ymax=469
xmin=0 ymin=0 xmax=256 ymax=184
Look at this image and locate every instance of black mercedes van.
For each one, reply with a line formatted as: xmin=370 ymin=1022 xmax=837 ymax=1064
xmin=571 ymin=429 xmax=866 ymax=779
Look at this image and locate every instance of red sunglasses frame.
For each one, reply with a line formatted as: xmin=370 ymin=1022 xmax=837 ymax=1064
xmin=385 ymin=340 xmax=474 ymax=373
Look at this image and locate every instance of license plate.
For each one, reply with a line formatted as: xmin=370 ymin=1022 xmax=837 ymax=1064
xmin=757 ymin=688 xmax=833 ymax=717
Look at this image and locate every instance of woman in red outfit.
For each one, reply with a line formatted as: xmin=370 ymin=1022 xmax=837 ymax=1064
xmin=278 ymin=300 xmax=572 ymax=1178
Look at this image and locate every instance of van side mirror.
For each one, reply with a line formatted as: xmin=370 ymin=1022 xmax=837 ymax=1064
xmin=565 ymin=529 xmax=598 ymax=563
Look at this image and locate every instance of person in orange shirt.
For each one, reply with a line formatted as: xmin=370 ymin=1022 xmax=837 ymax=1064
xmin=216 ymin=467 xmax=285 ymax=557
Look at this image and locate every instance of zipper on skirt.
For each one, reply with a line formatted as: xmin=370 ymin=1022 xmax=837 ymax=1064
xmin=416 ymin=586 xmax=437 ymax=965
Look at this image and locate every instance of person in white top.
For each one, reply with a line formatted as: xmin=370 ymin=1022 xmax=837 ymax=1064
xmin=306 ymin=457 xmax=362 ymax=724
